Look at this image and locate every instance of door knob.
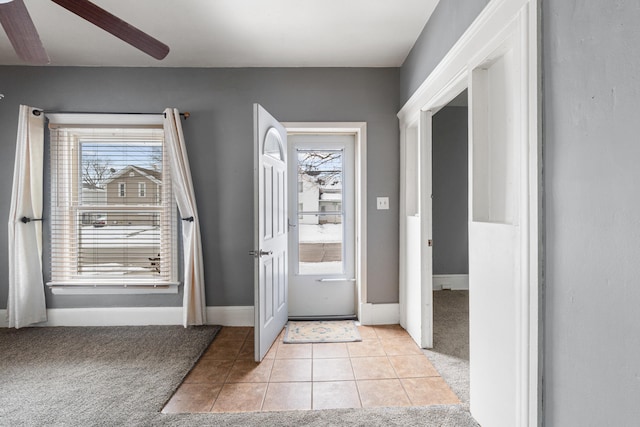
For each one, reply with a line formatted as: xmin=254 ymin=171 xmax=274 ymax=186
xmin=249 ymin=249 xmax=273 ymax=258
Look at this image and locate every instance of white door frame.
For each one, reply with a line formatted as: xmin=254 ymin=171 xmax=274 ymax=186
xmin=282 ymin=122 xmax=367 ymax=321
xmin=397 ymin=0 xmax=540 ymax=425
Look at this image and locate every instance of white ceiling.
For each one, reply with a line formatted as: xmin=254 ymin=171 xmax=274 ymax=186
xmin=0 ymin=0 xmax=439 ymax=67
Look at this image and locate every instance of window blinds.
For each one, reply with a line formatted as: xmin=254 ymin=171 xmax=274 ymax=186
xmin=49 ymin=124 xmax=176 ymax=286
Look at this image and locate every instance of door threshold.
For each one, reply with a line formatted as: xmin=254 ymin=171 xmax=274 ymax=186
xmin=288 ymin=315 xmax=358 ymax=321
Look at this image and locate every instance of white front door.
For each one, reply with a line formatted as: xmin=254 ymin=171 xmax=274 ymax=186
xmin=287 ymin=134 xmax=356 ymax=318
xmin=253 ymin=104 xmax=288 ymax=362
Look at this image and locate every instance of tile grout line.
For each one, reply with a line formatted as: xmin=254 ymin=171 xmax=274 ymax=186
xmin=348 ymin=338 xmax=364 ymax=409
xmin=256 ymin=328 xmax=268 ymax=412
xmin=395 ymin=362 xmax=416 ymax=406
xmin=259 ymin=382 xmax=268 ymax=412
xmin=260 ymin=327 xmax=285 ymax=412
xmin=206 ymin=326 xmax=224 ymax=413
xmin=206 ymin=332 xmax=222 ymax=413
xmin=376 ymin=326 xmax=412 ymax=406
xmin=383 ymin=330 xmax=417 ymax=405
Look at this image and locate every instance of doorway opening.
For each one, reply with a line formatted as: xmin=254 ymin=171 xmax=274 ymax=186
xmin=398 ymin=2 xmax=540 ymax=422
xmin=429 ymin=89 xmax=471 ymax=403
xmin=283 ymin=123 xmax=367 ymax=321
xmin=287 ymin=134 xmax=356 ymax=319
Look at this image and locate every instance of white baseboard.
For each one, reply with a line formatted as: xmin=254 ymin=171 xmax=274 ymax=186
xmin=0 ymin=306 xmax=254 ymax=328
xmin=358 ymin=303 xmax=400 ymax=325
xmin=433 ymin=274 xmax=469 ymax=290
xmin=46 ymin=307 xmax=183 ymax=326
xmin=1 ymin=303 xmax=402 ymax=328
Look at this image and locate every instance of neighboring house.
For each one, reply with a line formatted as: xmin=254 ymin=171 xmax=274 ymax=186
xmin=101 ymin=165 xmax=162 ymax=226
xmin=298 ymin=174 xmax=342 ymax=225
xmin=298 ymin=174 xmax=319 ymax=224
xmin=318 ymin=183 xmax=341 ymax=224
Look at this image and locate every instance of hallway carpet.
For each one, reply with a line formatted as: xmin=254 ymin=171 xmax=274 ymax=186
xmin=422 ymin=290 xmax=471 ymax=406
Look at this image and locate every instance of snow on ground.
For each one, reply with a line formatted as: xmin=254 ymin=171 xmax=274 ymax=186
xmin=80 ymin=225 xmax=160 ymax=247
xmin=298 ymin=223 xmax=342 ymax=243
xmin=78 ymin=226 xmax=160 ymax=276
xmin=80 ymin=263 xmax=151 ymax=275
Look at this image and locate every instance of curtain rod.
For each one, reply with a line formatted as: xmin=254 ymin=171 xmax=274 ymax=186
xmin=33 ymin=110 xmax=190 ymax=119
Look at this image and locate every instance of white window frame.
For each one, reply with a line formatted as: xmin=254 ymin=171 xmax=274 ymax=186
xmin=45 ymin=113 xmax=178 ymax=295
xmin=118 ymin=182 xmax=126 ymax=197
xmin=138 ymin=182 xmax=146 ymax=198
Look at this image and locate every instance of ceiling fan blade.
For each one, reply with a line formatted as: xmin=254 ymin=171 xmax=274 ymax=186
xmin=51 ymin=0 xmax=169 ymax=60
xmin=0 ymin=0 xmax=50 ymax=64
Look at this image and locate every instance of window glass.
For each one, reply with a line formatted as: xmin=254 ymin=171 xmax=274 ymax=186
xmin=296 ymin=149 xmax=344 ymax=275
xmin=263 ymin=128 xmax=284 ymax=160
xmin=50 ymin=126 xmax=175 ymax=283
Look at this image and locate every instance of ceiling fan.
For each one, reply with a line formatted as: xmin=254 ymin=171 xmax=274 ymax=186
xmin=0 ymin=0 xmax=169 ymax=64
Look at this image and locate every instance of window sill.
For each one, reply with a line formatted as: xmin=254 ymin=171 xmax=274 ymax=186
xmin=46 ymin=281 xmax=180 ymax=295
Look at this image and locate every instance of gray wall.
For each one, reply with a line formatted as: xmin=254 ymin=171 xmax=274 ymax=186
xmin=401 ymin=0 xmax=640 ymax=425
xmin=432 ymin=106 xmax=468 ymax=275
xmin=543 ymin=1 xmax=640 ymax=425
xmin=399 ymin=0 xmax=489 ymax=105
xmin=0 ymin=67 xmax=400 ymax=309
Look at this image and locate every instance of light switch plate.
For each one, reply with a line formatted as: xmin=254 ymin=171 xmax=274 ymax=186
xmin=377 ymin=197 xmax=389 ymax=210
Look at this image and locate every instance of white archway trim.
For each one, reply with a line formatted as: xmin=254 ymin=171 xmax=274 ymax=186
xmin=397 ymin=0 xmax=540 ymax=425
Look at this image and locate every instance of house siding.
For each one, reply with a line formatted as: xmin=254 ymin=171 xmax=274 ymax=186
xmin=106 ymin=174 xmax=160 ymax=206
xmin=104 ymin=171 xmax=161 ymax=226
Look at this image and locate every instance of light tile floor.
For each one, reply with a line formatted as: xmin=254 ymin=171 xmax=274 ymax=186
xmin=162 ymin=324 xmax=460 ymax=413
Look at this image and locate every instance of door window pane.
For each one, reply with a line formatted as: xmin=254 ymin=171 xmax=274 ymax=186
xmin=299 ymin=215 xmax=343 ymax=275
xmin=296 ymin=149 xmax=344 ymax=275
xmin=264 ymin=128 xmax=284 ymax=160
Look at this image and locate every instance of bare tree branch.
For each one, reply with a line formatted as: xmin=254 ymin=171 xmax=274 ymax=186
xmin=298 ymin=151 xmax=342 ymax=186
xmin=82 ymin=157 xmax=114 ymax=189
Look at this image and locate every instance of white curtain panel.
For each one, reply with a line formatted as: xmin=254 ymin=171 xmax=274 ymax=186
xmin=7 ymin=105 xmax=47 ymax=328
xmin=163 ymin=108 xmax=206 ymax=326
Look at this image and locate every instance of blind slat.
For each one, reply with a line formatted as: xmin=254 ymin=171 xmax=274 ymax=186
xmin=50 ymin=124 xmax=176 ymax=284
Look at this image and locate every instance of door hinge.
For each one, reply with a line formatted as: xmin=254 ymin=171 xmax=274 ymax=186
xmin=428 ymin=239 xmax=433 ymax=247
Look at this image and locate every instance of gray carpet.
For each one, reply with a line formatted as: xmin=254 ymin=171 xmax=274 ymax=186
xmin=0 ymin=304 xmax=478 ymax=427
xmin=0 ymin=325 xmax=220 ymax=426
xmin=422 ymin=290 xmax=471 ymax=407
